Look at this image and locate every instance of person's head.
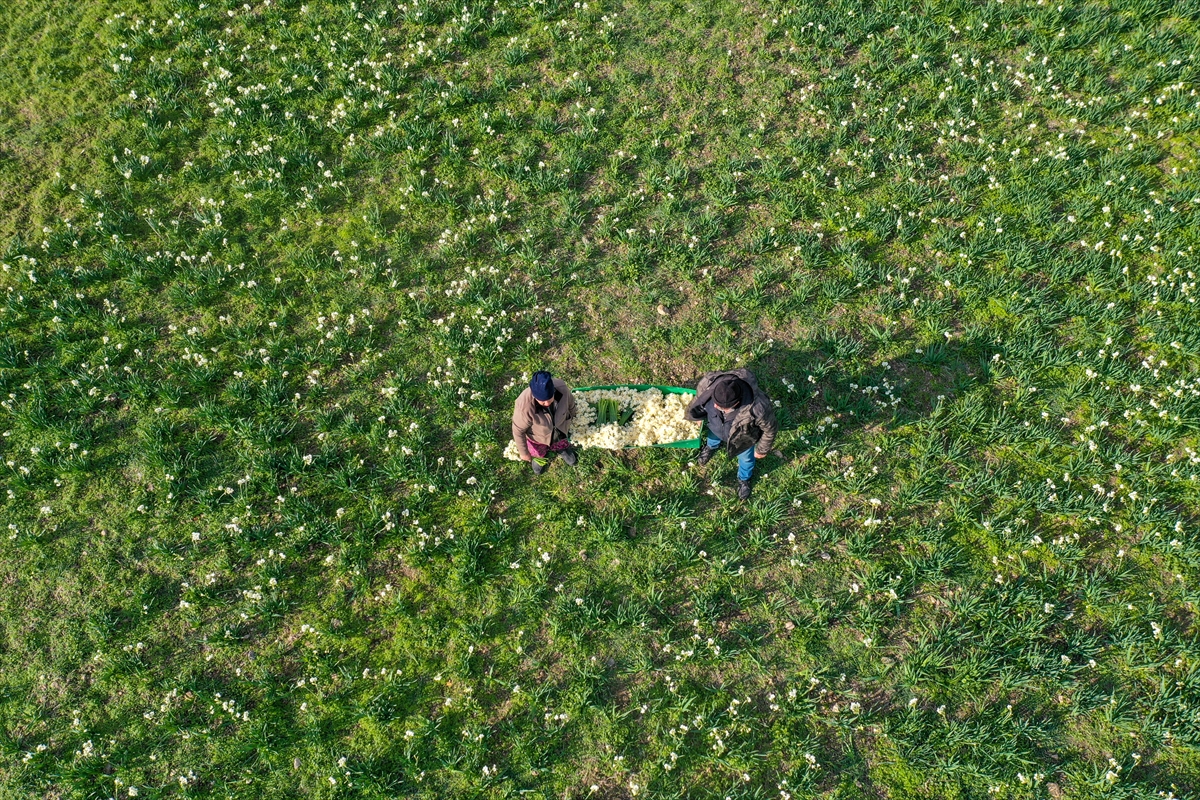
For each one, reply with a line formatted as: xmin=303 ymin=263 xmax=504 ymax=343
xmin=530 ymin=371 xmax=556 ymax=406
xmin=713 ymin=378 xmax=748 ymax=412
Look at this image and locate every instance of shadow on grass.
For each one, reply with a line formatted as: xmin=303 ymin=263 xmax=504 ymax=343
xmin=730 ymin=329 xmax=1006 ymax=481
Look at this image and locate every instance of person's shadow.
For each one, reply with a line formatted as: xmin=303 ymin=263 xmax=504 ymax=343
xmin=732 ymin=328 xmax=1004 ymax=477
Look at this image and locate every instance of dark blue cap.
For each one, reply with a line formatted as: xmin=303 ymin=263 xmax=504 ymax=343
xmin=530 ymin=371 xmax=555 ymax=401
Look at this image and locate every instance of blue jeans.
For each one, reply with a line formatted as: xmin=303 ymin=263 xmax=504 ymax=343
xmin=707 ymin=434 xmax=756 ymax=481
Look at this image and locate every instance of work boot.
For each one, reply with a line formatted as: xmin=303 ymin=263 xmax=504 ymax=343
xmin=560 ymin=447 xmax=578 ymax=467
xmin=696 ymin=442 xmax=716 ymax=466
xmin=737 ymin=479 xmax=752 ymax=501
xmin=530 ymin=460 xmax=546 ymax=476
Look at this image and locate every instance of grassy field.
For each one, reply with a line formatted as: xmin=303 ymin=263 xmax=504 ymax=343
xmin=2 ymin=0 xmax=1200 ymax=797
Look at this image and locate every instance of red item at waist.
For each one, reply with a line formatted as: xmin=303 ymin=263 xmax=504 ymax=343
xmin=526 ymin=438 xmax=570 ymax=458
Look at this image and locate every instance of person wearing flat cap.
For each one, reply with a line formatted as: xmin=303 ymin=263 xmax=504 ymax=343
xmin=512 ymin=370 xmax=578 ymax=475
xmin=684 ymin=368 xmax=778 ymax=500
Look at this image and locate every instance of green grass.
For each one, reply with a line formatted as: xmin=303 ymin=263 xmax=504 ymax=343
xmin=2 ymin=0 xmax=1200 ymax=797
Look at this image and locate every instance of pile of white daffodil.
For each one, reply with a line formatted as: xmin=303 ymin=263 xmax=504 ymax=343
xmin=503 ymin=388 xmax=701 ymax=459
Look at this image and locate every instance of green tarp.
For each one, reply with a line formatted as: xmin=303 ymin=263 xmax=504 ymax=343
xmin=573 ymin=384 xmax=703 ymax=449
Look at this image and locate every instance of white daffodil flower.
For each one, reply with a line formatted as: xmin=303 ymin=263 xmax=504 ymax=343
xmin=504 ymin=388 xmax=700 ymax=459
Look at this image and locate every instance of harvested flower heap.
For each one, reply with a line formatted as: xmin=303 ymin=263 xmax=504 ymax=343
xmin=505 ymin=387 xmax=700 ymax=458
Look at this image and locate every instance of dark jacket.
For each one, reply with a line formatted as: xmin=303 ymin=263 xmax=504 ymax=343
xmin=511 ymin=378 xmax=576 ymax=459
xmin=685 ymin=368 xmax=778 ymax=456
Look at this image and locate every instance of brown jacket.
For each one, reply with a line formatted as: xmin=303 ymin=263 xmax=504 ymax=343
xmin=685 ymin=368 xmax=778 ymax=456
xmin=511 ymin=378 xmax=576 ymax=458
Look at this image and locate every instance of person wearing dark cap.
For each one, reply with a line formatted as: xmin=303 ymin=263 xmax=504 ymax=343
xmin=684 ymin=368 xmax=778 ymax=500
xmin=511 ymin=370 xmax=578 ymax=475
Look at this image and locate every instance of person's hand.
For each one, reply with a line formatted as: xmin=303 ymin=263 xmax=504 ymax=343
xmin=754 ymin=450 xmax=767 ymax=459
xmin=520 ymin=452 xmax=532 ymax=462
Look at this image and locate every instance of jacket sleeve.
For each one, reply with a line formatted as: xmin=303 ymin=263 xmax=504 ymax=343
xmin=565 ymin=389 xmax=577 ymax=422
xmin=685 ymin=373 xmax=713 ymax=420
xmin=512 ymin=396 xmax=531 ymax=458
xmin=753 ymin=398 xmax=779 ymax=455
